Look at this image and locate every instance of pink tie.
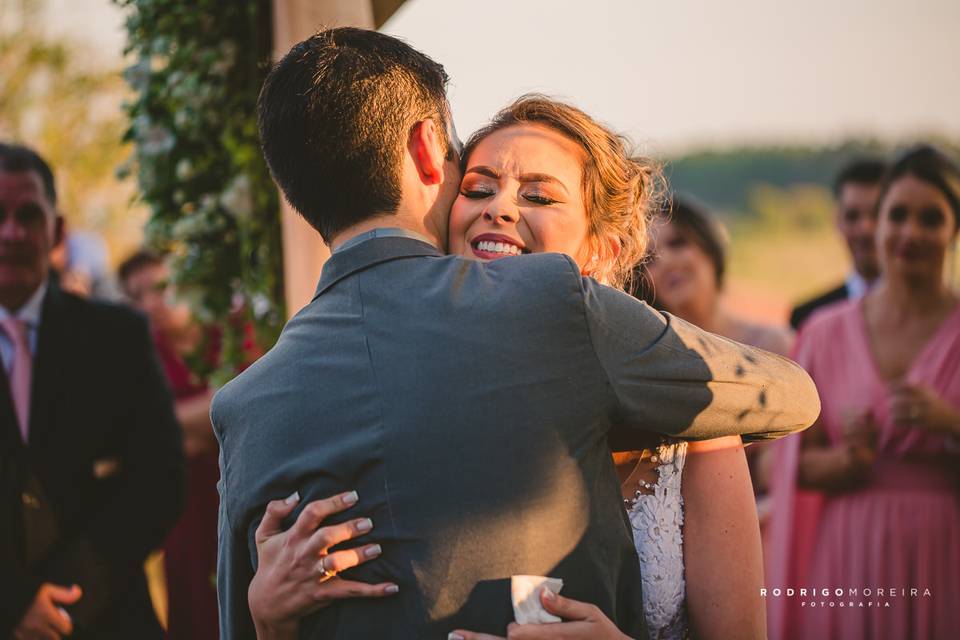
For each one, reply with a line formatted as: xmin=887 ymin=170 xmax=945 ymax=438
xmin=0 ymin=317 xmax=32 ymax=442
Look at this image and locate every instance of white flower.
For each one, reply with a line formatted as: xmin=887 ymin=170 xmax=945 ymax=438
xmin=174 ymin=109 xmax=191 ymax=128
xmin=175 ymin=159 xmax=193 ymax=181
xmin=231 ymin=291 xmax=246 ymax=312
xmin=123 ymin=58 xmax=151 ymax=91
xmin=251 ymin=293 xmax=272 ymax=319
xmin=220 ymin=174 xmax=254 ymax=220
xmin=132 ymin=114 xmax=152 ymax=137
xmin=139 ymin=120 xmax=175 ymax=156
xmin=199 ymin=193 xmax=217 ymax=212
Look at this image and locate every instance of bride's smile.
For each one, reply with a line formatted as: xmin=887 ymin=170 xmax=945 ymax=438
xmin=448 ymin=122 xmax=594 ymax=268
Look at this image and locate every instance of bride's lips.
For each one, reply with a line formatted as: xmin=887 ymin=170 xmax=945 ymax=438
xmin=895 ymin=243 xmax=926 ymax=261
xmin=469 ymin=233 xmax=529 ymax=260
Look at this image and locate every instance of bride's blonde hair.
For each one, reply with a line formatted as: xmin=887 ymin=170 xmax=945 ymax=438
xmin=462 ymin=94 xmax=664 ymax=290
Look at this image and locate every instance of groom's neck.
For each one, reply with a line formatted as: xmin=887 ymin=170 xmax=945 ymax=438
xmin=330 ymin=212 xmax=443 ymax=252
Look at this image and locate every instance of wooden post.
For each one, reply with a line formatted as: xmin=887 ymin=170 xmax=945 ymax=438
xmin=271 ymin=0 xmax=376 ymax=316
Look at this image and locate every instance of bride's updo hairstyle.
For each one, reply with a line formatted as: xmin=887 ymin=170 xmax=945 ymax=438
xmin=461 ymin=94 xmax=664 ymax=290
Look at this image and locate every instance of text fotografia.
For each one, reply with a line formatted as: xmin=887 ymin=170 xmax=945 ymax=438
xmin=761 ymin=587 xmax=932 ymax=609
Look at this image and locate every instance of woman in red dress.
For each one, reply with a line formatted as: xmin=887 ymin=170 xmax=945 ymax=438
xmin=120 ymin=251 xmax=221 ymax=640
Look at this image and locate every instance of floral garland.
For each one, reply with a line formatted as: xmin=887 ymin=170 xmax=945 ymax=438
xmin=116 ymin=0 xmax=283 ymax=385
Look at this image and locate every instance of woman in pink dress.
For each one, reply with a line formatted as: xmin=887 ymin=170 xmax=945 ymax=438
xmin=766 ymin=145 xmax=960 ymax=640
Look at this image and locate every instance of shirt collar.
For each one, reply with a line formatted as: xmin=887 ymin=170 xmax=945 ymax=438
xmin=333 ymin=228 xmax=437 ymax=255
xmin=314 ymin=232 xmax=443 ymax=301
xmin=845 ymin=271 xmax=870 ymax=300
xmin=0 ymin=280 xmax=48 ymax=328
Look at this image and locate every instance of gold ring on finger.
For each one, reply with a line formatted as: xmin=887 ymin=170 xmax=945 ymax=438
xmin=318 ymin=554 xmax=336 ymax=583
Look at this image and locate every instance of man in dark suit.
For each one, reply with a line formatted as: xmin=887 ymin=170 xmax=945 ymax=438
xmin=790 ymin=158 xmax=888 ymax=329
xmin=212 ymin=28 xmax=821 ymax=639
xmin=0 ymin=143 xmax=185 ymax=639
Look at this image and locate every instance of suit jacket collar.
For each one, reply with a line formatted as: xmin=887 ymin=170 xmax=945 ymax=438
xmin=26 ymin=282 xmax=71 ymax=450
xmin=0 ymin=365 xmax=18 ymax=450
xmin=313 ymin=235 xmax=443 ymax=301
xmin=0 ymin=279 xmax=47 ymax=327
xmin=844 ymin=271 xmax=869 ymax=300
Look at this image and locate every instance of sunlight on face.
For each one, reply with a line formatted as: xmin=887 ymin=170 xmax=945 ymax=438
xmin=644 ymin=222 xmax=719 ymax=312
xmin=877 ymin=174 xmax=957 ymax=282
xmin=0 ymin=171 xmax=59 ymax=308
xmin=448 ymin=124 xmax=593 ymax=267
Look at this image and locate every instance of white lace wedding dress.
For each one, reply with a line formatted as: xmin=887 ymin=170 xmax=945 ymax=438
xmin=624 ymin=439 xmax=690 ymax=640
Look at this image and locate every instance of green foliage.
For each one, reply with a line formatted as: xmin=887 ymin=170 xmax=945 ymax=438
xmin=743 ymin=183 xmax=834 ymax=235
xmin=666 ymin=139 xmax=960 ymax=219
xmin=116 ymin=0 xmax=283 ymax=385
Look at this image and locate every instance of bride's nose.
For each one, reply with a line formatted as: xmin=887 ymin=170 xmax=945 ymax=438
xmin=482 ymin=200 xmax=519 ymax=224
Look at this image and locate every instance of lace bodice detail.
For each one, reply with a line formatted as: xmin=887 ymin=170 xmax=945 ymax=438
xmin=626 ymin=439 xmax=690 ymax=640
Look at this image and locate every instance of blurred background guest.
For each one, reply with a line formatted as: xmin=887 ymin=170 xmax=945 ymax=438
xmin=0 ymin=142 xmax=184 ymax=639
xmin=635 ymin=195 xmax=794 ymax=524
xmin=766 ymin=145 xmax=960 ymax=640
xmin=119 ymin=250 xmax=220 ymax=640
xmin=638 ymin=194 xmax=794 ymax=355
xmin=49 ymin=225 xmax=122 ymax=302
xmin=790 ymin=159 xmax=888 ymax=329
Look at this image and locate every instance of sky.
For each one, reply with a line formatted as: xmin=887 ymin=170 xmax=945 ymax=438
xmin=382 ymin=0 xmax=960 ymax=152
xmin=43 ymin=0 xmax=960 ymax=153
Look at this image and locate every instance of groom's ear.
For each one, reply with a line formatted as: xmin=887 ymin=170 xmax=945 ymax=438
xmin=408 ymin=118 xmax=446 ymax=186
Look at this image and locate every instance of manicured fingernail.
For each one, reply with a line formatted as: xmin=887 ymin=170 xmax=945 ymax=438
xmin=542 ymin=588 xmax=557 ymax=600
xmin=342 ymin=490 xmax=359 ymax=505
xmin=448 ymin=634 xmax=464 ymax=640
xmin=356 ymin=518 xmax=373 ymax=532
xmin=385 ymin=584 xmax=400 ymax=594
xmin=284 ymin=491 xmax=300 ymax=505
xmin=364 ymin=544 xmax=382 ymax=558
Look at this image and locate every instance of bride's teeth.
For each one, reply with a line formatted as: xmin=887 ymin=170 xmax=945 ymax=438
xmin=474 ymin=239 xmax=523 ymax=255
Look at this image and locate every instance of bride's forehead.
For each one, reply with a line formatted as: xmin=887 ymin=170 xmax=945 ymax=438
xmin=472 ymin=124 xmax=585 ymax=174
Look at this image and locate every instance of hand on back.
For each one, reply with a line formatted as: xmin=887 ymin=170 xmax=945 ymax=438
xmin=249 ymin=491 xmax=398 ymax=639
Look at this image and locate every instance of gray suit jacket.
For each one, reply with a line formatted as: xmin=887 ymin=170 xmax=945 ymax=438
xmin=212 ymin=232 xmax=819 ymax=639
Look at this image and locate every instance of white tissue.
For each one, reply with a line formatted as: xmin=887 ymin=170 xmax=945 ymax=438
xmin=511 ymin=575 xmax=564 ymax=624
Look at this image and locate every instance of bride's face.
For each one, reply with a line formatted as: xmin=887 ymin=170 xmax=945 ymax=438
xmin=448 ymin=123 xmax=593 ymax=267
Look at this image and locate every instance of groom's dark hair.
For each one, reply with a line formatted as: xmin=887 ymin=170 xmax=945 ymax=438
xmin=258 ymin=27 xmax=451 ymax=242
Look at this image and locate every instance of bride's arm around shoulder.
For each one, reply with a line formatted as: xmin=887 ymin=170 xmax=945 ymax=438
xmin=682 ymin=436 xmax=766 ymax=640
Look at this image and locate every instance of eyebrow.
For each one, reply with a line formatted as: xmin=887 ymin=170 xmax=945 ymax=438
xmin=465 ymin=166 xmax=569 ymax=194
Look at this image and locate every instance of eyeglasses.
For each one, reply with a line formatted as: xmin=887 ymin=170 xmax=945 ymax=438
xmin=445 ymin=116 xmax=463 ymax=160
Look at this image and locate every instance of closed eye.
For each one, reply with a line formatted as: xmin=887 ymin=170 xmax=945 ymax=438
xmin=461 ymin=188 xmax=494 ymax=199
xmin=523 ymin=193 xmax=559 ymax=205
